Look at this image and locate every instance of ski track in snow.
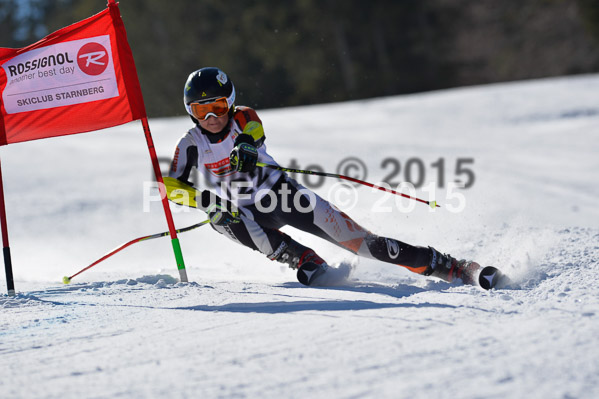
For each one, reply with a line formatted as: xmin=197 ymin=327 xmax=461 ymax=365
xmin=1 ymin=75 xmax=599 ymax=398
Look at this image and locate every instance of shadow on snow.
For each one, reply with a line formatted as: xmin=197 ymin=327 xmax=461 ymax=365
xmin=174 ymin=300 xmax=457 ymax=314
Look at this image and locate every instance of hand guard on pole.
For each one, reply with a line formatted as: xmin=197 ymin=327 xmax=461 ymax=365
xmin=230 ymin=134 xmax=258 ymax=173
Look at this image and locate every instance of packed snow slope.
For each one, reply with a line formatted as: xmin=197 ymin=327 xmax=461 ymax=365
xmin=1 ymin=74 xmax=598 ymax=399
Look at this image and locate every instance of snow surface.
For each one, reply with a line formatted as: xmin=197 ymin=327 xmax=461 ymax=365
xmin=1 ymin=74 xmax=598 ymax=398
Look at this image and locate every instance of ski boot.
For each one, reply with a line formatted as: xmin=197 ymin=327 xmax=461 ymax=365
xmin=270 ymin=240 xmax=329 ymax=286
xmin=424 ymin=247 xmax=481 ymax=286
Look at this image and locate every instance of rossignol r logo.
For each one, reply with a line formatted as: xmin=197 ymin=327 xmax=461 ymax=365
xmin=77 ymin=42 xmax=109 ymax=75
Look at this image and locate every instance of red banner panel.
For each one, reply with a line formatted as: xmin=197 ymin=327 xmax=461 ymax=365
xmin=0 ymin=3 xmax=146 ymax=145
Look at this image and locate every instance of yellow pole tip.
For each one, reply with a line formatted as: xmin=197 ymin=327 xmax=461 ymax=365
xmin=62 ymin=276 xmax=71 ymax=284
xmin=430 ymin=200 xmax=437 ymax=209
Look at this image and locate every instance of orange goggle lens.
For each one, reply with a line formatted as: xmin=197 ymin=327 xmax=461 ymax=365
xmin=189 ymin=97 xmax=230 ymax=120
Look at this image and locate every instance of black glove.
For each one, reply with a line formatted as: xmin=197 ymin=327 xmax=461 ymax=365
xmin=230 ymin=134 xmax=258 ymax=173
xmin=206 ymin=203 xmax=240 ymax=226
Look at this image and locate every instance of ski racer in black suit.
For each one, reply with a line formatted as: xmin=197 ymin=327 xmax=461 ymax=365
xmin=169 ymin=67 xmax=486 ymax=287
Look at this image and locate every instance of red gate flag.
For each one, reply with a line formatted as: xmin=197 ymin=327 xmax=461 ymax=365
xmin=1 ymin=1 xmax=188 ymax=293
xmin=0 ymin=2 xmax=146 ymax=145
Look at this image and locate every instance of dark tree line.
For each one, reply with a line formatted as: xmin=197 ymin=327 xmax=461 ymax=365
xmin=2 ymin=0 xmax=599 ymax=117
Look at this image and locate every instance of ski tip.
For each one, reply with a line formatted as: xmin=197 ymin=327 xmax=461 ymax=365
xmin=62 ymin=276 xmax=71 ymax=285
xmin=478 ymin=266 xmax=502 ymax=290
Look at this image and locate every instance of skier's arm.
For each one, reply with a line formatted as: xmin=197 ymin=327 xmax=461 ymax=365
xmin=168 ymin=135 xmax=198 ymax=186
xmin=233 ymin=106 xmax=265 ymax=148
xmin=163 ymin=176 xmax=240 ymax=226
xmin=230 ymin=106 xmax=264 ymax=173
xmin=173 ymin=186 xmax=241 ymax=226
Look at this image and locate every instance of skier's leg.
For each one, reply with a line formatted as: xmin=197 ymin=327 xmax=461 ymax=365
xmin=209 ymin=209 xmax=283 ymax=258
xmin=360 ymin=234 xmax=480 ymax=285
xmin=267 ymin=237 xmax=329 ymax=286
xmin=210 ymin=207 xmax=327 ymax=286
xmin=278 ymin=179 xmax=479 ymax=284
xmin=323 ymin=211 xmax=479 ymax=284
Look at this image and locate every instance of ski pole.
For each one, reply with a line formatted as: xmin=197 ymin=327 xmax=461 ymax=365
xmin=63 ymin=219 xmax=210 ymax=284
xmin=256 ymin=162 xmax=439 ymax=208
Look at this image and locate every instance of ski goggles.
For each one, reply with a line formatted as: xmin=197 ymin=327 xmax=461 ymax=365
xmin=187 ymin=97 xmax=230 ymax=120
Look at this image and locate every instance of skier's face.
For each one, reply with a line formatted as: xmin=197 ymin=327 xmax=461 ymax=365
xmin=199 ymin=114 xmax=229 ymax=133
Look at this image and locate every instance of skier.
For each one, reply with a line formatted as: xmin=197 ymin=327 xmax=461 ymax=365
xmin=168 ymin=67 xmax=494 ymax=288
